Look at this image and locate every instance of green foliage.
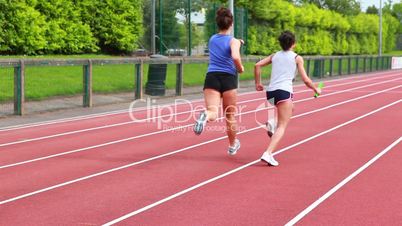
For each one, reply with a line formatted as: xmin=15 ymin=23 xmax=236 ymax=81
xmin=0 ymin=0 xmax=143 ymax=55
xmin=0 ymin=0 xmax=47 ymax=54
xmin=36 ymin=0 xmax=98 ymax=54
xmin=382 ymin=13 xmax=400 ymax=53
xmin=366 ymin=5 xmax=378 ymax=15
xmin=295 ymin=0 xmax=361 ymax=16
xmin=78 ymin=0 xmax=143 ymax=53
xmin=242 ymin=0 xmax=400 ymax=55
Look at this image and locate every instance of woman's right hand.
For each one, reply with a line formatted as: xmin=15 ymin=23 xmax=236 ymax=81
xmin=238 ymin=65 xmax=244 ymax=73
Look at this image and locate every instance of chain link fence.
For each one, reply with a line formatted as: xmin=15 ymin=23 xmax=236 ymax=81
xmin=0 ymin=67 xmax=14 ymax=117
xmin=140 ymin=0 xmax=248 ymax=57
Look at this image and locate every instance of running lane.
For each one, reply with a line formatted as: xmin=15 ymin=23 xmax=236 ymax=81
xmin=1 ymin=74 xmax=400 ymax=167
xmin=296 ymin=138 xmax=402 ymax=225
xmin=0 ymin=70 xmax=398 ymax=145
xmin=110 ymin=100 xmax=401 ymax=225
xmin=1 ymin=81 xmax=400 ymax=201
xmin=0 ymin=89 xmax=400 ymax=224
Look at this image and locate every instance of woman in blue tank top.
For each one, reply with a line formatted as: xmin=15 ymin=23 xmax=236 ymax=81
xmin=193 ymin=7 xmax=244 ymax=155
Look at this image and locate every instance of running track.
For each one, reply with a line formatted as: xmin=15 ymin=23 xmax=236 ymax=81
xmin=0 ymin=70 xmax=401 ymax=225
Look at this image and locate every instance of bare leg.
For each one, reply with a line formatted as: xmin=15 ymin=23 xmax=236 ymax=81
xmin=222 ymin=89 xmax=238 ymax=146
xmin=265 ymin=101 xmax=293 ymax=154
xmin=203 ymin=89 xmax=221 ymax=122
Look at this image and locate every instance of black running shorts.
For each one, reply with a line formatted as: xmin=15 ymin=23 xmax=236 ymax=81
xmin=203 ymin=72 xmax=238 ymax=94
xmin=266 ymin=89 xmax=293 ymax=105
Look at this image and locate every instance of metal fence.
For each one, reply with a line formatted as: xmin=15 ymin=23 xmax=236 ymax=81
xmin=0 ymin=55 xmax=394 ymax=116
xmin=141 ymin=1 xmax=248 ymax=56
xmin=0 ymin=67 xmax=14 ymax=117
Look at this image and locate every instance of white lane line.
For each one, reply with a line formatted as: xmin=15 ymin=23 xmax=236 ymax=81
xmin=285 ymin=136 xmax=402 ymax=226
xmin=1 ymin=75 xmax=400 ymax=148
xmin=1 ymin=83 xmax=401 ymax=170
xmin=1 ymin=98 xmax=400 ymax=209
xmin=0 ymin=70 xmax=397 ymax=132
xmin=101 ymin=100 xmax=402 ymax=226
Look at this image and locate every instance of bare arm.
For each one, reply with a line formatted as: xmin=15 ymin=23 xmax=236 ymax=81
xmin=296 ymin=56 xmax=320 ymax=94
xmin=230 ymin=38 xmax=244 ymax=73
xmin=254 ymin=55 xmax=273 ymax=91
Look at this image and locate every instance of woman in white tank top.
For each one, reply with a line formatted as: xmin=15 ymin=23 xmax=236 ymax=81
xmin=254 ymin=31 xmax=321 ymax=166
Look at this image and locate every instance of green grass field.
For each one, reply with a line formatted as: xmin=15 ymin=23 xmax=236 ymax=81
xmin=385 ymin=50 xmax=402 ymax=56
xmin=0 ymin=57 xmax=272 ymax=102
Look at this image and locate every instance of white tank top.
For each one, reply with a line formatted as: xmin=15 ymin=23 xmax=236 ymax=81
xmin=267 ymin=50 xmax=298 ymax=93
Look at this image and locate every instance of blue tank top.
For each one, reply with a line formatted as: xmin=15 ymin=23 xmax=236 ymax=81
xmin=207 ymin=34 xmax=237 ymax=76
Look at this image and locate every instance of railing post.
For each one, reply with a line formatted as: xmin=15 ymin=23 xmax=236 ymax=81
xmin=385 ymin=56 xmax=388 ymax=69
xmin=14 ymin=60 xmax=25 ymax=115
xmin=338 ymin=58 xmax=342 ymax=75
xmin=388 ymin=56 xmax=392 ymax=69
xmin=135 ymin=60 xmax=143 ymax=100
xmin=329 ymin=58 xmax=333 ymax=76
xmin=355 ymin=57 xmax=359 ymax=74
xmin=176 ymin=59 xmax=184 ymax=96
xmin=321 ymin=59 xmax=325 ymax=77
xmin=347 ymin=57 xmax=351 ymax=74
xmin=306 ymin=59 xmax=311 ymax=75
xmin=363 ymin=56 xmax=367 ymax=73
xmin=370 ymin=57 xmax=373 ymax=72
xmin=83 ymin=59 xmax=92 ymax=107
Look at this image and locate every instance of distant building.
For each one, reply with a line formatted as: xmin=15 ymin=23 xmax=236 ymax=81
xmin=176 ymin=10 xmax=206 ymax=25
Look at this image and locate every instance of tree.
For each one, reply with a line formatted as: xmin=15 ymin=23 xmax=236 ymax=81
xmin=296 ymin=0 xmax=361 ymax=15
xmin=0 ymin=1 xmax=47 ymax=54
xmin=77 ymin=0 xmax=144 ymax=54
xmin=391 ymin=2 xmax=402 ymax=49
xmin=35 ymin=0 xmax=98 ymax=54
xmin=366 ymin=5 xmax=378 ymax=15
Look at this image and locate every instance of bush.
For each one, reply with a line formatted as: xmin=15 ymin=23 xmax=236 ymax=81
xmin=77 ymin=0 xmax=144 ymax=54
xmin=0 ymin=1 xmax=47 ymax=55
xmin=0 ymin=0 xmax=143 ymax=55
xmin=242 ymin=0 xmax=400 ymax=55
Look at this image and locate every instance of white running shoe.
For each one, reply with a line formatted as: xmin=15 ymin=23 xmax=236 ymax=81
xmin=266 ymin=120 xmax=276 ymax=138
xmin=261 ymin=152 xmax=279 ymax=166
xmin=194 ymin=111 xmax=207 ymax=135
xmin=228 ymin=139 xmax=241 ymax=155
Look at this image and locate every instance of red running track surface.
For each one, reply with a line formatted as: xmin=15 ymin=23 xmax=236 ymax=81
xmin=0 ymin=70 xmax=401 ymax=225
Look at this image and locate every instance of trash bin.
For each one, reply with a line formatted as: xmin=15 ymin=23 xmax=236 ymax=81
xmin=145 ymin=54 xmax=168 ymax=96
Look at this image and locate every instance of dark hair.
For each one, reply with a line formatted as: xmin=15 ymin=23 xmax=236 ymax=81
xmin=278 ymin=31 xmax=296 ymax=51
xmin=216 ymin=8 xmax=233 ymax=31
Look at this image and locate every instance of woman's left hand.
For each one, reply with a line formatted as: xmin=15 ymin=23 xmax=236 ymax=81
xmin=255 ymin=83 xmax=264 ymax=91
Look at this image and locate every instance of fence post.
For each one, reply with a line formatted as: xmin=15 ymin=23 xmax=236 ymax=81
xmin=176 ymin=59 xmax=184 ymax=96
xmin=388 ymin=56 xmax=392 ymax=69
xmin=83 ymin=59 xmax=92 ymax=107
xmin=329 ymin=58 xmax=333 ymax=76
xmin=363 ymin=56 xmax=367 ymax=73
xmin=370 ymin=57 xmax=373 ymax=72
xmin=321 ymin=59 xmax=325 ymax=77
xmin=347 ymin=57 xmax=351 ymax=74
xmin=14 ymin=60 xmax=25 ymax=115
xmin=306 ymin=59 xmax=311 ymax=75
xmin=355 ymin=57 xmax=359 ymax=74
xmin=338 ymin=58 xmax=342 ymax=75
xmin=135 ymin=60 xmax=143 ymax=100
